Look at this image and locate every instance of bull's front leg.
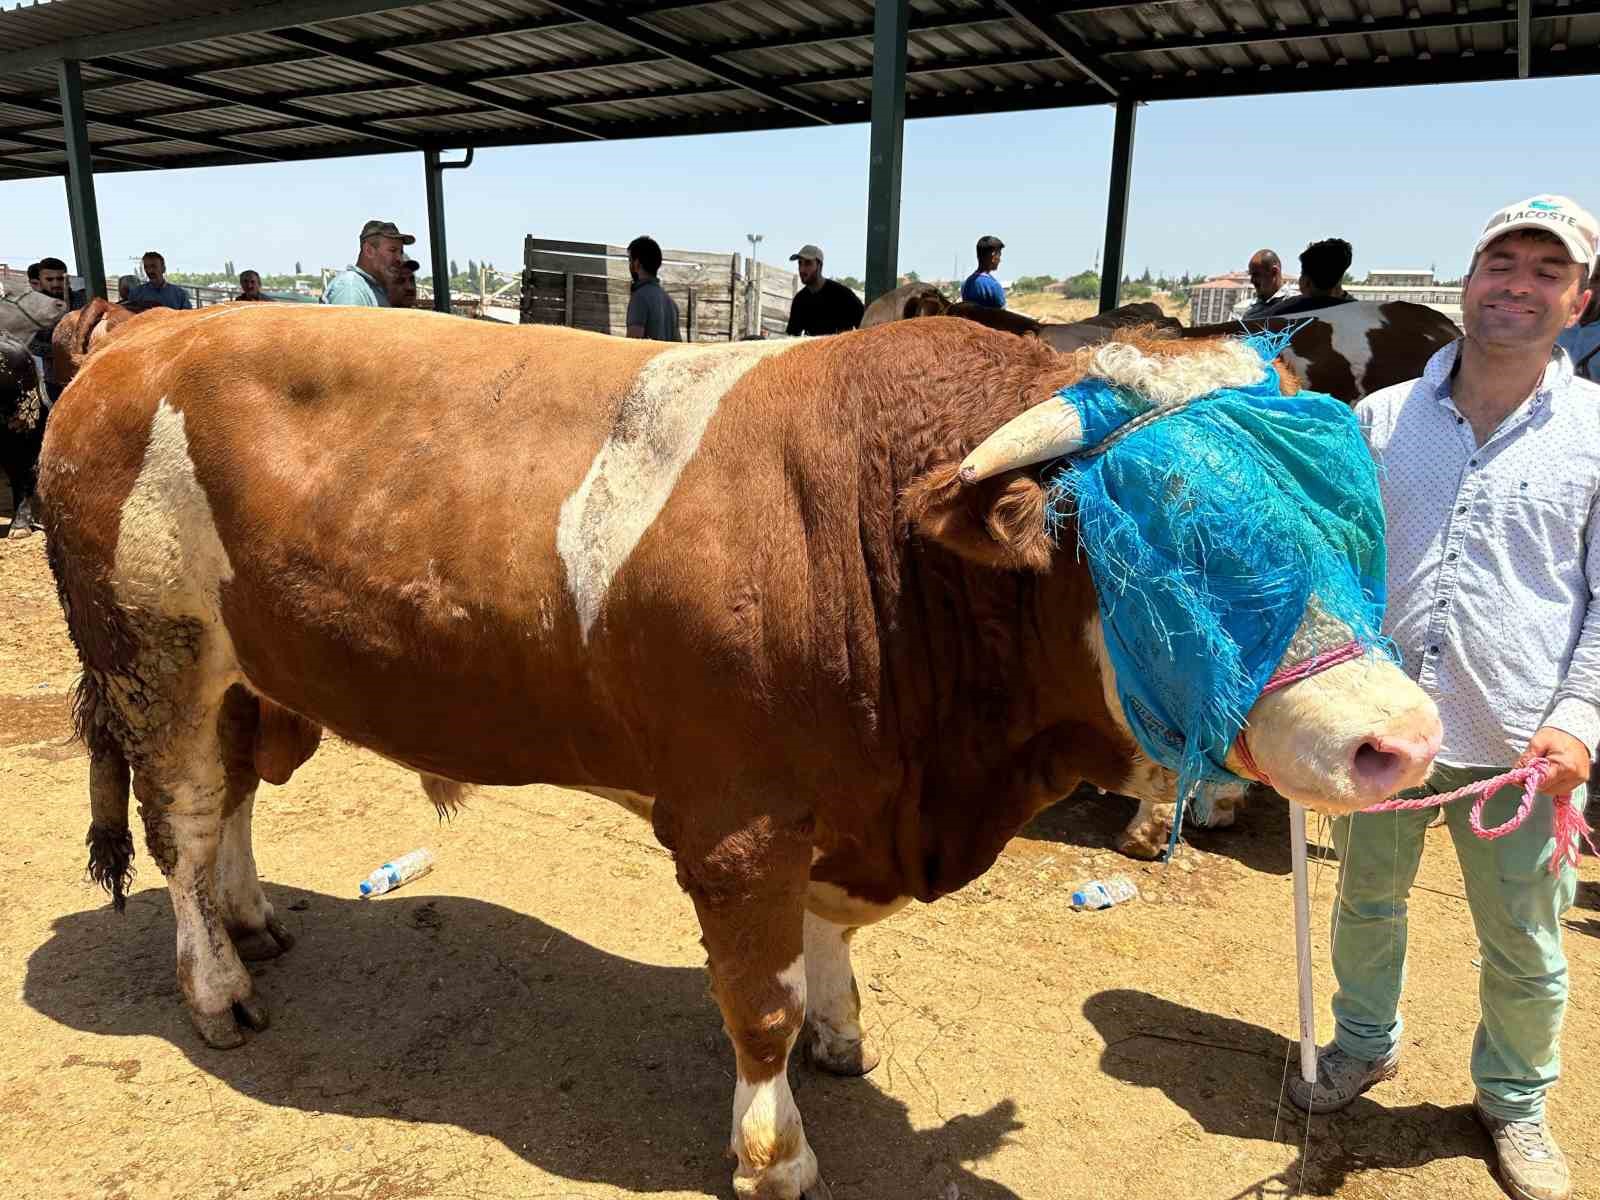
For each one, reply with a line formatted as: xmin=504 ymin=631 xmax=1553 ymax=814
xmin=679 ymin=814 xmax=829 ymax=1200
xmin=1117 ymin=797 xmax=1175 ymax=859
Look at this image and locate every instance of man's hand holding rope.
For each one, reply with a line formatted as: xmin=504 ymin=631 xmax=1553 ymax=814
xmin=1516 ymin=726 xmax=1592 ymax=796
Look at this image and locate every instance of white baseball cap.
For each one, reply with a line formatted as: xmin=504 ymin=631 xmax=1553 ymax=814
xmin=1473 ymin=194 xmax=1599 ymax=272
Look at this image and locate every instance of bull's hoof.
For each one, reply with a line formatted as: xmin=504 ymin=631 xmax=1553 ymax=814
xmin=803 ymin=1029 xmax=879 ymax=1076
xmin=191 ymin=1007 xmax=247 ymax=1049
xmin=234 ymin=992 xmax=271 ymax=1032
xmin=6 ymin=495 xmax=35 ymax=538
xmin=189 ymin=990 xmax=270 ymax=1048
xmin=232 ymin=917 xmax=295 ymax=961
xmin=1116 ymin=827 xmax=1167 ymax=860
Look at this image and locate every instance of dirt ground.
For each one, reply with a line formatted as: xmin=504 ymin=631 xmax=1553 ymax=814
xmin=3 ymin=513 xmax=1599 ymax=1200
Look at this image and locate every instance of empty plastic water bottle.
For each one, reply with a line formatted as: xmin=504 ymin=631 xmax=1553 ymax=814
xmin=1071 ymin=874 xmax=1138 ymax=911
xmin=359 ymin=848 xmax=435 ymax=897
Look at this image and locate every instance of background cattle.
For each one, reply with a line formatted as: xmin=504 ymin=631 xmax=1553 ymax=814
xmin=39 ymin=309 xmax=1438 ymax=1199
xmin=1 ymin=332 xmax=44 ymax=537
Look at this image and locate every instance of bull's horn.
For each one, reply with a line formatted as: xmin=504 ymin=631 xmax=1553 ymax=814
xmin=958 ymin=398 xmax=1085 ymax=485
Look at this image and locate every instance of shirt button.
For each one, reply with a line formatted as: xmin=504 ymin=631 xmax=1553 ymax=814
xmin=1469 ymin=459 xmax=1478 ymax=468
xmin=1446 ymin=551 xmax=1458 ymax=562
xmin=1429 ymin=645 xmax=1441 ymax=654
xmin=1456 ymin=505 xmax=1467 ymax=515
xmin=1437 ymin=599 xmax=1448 ymax=608
xmin=1456 ymin=417 xmax=1464 ymax=425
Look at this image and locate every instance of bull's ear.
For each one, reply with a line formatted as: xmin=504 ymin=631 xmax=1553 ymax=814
xmin=902 ymin=463 xmax=1054 ymax=572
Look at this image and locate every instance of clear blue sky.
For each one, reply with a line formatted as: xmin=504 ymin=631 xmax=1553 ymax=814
xmin=4 ymin=74 xmax=1595 ymax=284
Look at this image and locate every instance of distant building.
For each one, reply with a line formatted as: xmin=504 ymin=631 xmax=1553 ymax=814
xmin=1364 ymin=269 xmax=1434 ymax=288
xmin=1347 ymin=268 xmax=1462 ymax=324
xmin=1189 ymin=272 xmax=1253 ymax=325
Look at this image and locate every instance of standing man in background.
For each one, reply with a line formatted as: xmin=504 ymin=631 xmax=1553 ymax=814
xmin=387 ymin=259 xmax=420 ymax=309
xmin=127 ymin=251 xmax=193 ymax=310
xmin=961 ymin=235 xmax=1007 ymax=308
xmin=1556 ymin=261 xmax=1600 ymax=380
xmin=323 ymin=220 xmax=413 ymax=307
xmin=785 ymin=244 xmax=863 ymax=336
xmin=235 ymin=270 xmax=273 ymax=301
xmin=1236 ymin=248 xmax=1291 ymax=318
xmin=624 ymin=235 xmax=681 ymax=341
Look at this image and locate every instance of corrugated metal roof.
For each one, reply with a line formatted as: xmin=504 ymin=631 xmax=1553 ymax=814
xmin=1 ymin=0 xmax=1598 ymax=181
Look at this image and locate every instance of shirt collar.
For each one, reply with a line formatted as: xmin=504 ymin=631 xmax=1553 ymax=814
xmin=1421 ymin=338 xmax=1574 ymax=413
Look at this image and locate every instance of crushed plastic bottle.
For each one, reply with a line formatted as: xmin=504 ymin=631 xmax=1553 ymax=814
xmin=1071 ymin=874 xmax=1139 ymax=911
xmin=359 ymin=848 xmax=435 ymax=897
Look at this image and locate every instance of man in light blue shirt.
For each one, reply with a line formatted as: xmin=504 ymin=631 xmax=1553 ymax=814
xmin=126 ymin=251 xmax=192 ymax=310
xmin=321 ymin=219 xmax=414 ymax=307
xmin=1288 ymin=194 xmax=1600 ymax=1200
xmin=1555 ymin=263 xmax=1600 ymax=379
xmin=960 ymin=235 xmax=1006 ymax=308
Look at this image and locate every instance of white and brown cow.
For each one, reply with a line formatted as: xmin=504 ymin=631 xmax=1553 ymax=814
xmin=38 ymin=307 xmax=1440 ymax=1200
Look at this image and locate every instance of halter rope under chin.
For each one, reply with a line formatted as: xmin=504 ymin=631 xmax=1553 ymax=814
xmin=1230 ymin=640 xmax=1365 ymax=789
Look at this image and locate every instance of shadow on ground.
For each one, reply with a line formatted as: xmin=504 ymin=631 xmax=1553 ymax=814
xmin=1083 ymin=989 xmax=1495 ymax=1198
xmin=1024 ymin=784 xmax=1301 ymax=877
xmin=26 ymin=885 xmax=1024 ymax=1199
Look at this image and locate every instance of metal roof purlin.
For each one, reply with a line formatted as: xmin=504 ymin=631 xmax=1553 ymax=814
xmin=94 ymin=56 xmax=422 ymax=150
xmin=0 ymin=0 xmax=442 ymax=77
xmin=270 ymin=27 xmax=606 ymax=140
xmin=533 ymin=0 xmax=836 ymax=123
xmin=992 ymin=0 xmax=1122 ymax=96
xmin=4 ymin=92 xmax=288 ymax=163
xmin=2 ymin=126 xmax=162 ymax=170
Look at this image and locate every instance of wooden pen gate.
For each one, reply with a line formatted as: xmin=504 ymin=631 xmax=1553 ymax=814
xmin=520 ymin=237 xmax=799 ymax=340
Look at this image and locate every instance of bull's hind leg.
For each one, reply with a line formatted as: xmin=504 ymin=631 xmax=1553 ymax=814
xmin=214 ymin=687 xmax=293 ymax=962
xmin=107 ymin=633 xmax=265 ymax=1049
xmin=678 ymin=813 xmax=828 ymax=1200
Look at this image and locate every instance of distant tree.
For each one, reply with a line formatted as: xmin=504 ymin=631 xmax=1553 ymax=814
xmin=450 ymin=258 xmax=460 ymax=278
xmin=224 ymin=259 xmax=235 ymax=278
xmin=1138 ymin=266 xmax=1153 ymax=285
xmin=1123 ymin=281 xmax=1153 ymax=299
xmin=838 ymin=275 xmax=864 ymax=292
xmin=295 ymin=260 xmax=303 ymax=275
xmin=466 ymin=258 xmax=478 ymax=281
xmin=904 ymin=270 xmax=921 ymax=283
xmin=1013 ymin=274 xmax=1058 ymax=294
xmin=1064 ymin=271 xmax=1100 ymax=300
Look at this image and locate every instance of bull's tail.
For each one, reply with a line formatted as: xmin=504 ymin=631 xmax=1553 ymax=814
xmin=75 ymin=671 xmax=134 ymax=910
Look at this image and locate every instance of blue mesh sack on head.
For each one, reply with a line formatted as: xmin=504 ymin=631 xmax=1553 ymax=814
xmin=1044 ymin=332 xmax=1391 ymax=848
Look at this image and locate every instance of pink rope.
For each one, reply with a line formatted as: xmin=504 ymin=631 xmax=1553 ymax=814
xmin=1360 ymin=757 xmax=1598 ymax=875
xmin=1260 ymin=640 xmax=1366 ymax=694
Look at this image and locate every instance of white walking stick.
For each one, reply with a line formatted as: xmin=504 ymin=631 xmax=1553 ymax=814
xmin=1290 ymin=802 xmax=1317 ymax=1085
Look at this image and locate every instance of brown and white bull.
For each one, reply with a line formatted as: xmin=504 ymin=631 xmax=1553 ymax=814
xmin=39 ymin=306 xmax=1440 ymax=1200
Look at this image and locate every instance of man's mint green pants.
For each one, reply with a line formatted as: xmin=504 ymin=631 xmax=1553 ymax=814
xmin=1329 ymin=764 xmax=1582 ymax=1121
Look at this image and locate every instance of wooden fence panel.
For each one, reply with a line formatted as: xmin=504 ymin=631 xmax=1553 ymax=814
xmin=522 ymin=236 xmax=799 ymax=342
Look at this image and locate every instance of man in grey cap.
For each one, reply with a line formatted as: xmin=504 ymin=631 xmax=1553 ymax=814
xmin=785 ymin=244 xmax=863 ymax=336
xmin=322 ymin=219 xmax=415 ymax=307
xmin=1287 ymin=193 xmax=1600 ymax=1200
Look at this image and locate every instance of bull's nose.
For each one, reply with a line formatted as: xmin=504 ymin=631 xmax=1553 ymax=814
xmin=1350 ymin=709 xmax=1442 ymax=800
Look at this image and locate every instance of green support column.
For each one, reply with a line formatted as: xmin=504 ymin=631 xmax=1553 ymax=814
xmin=57 ymin=59 xmax=107 ymax=300
xmin=864 ymin=0 xmax=908 ymax=303
xmin=1098 ymin=96 xmax=1138 ymax=315
xmin=424 ymin=147 xmax=474 ymax=314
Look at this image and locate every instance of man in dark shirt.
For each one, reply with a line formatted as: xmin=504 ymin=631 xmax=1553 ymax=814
xmin=785 ymin=244 xmax=863 ymax=336
xmin=1269 ymin=238 xmax=1359 ymax=316
xmin=625 ymin=235 xmax=681 ymax=341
